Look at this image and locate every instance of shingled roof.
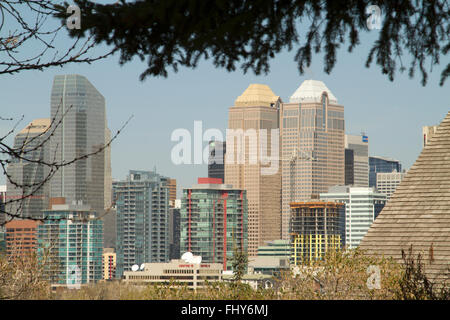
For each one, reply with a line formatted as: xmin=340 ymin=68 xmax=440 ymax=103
xmin=359 ymin=111 xmax=450 ymax=283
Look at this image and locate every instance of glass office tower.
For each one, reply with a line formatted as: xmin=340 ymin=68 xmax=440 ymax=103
xmin=49 ymin=75 xmax=106 ymax=218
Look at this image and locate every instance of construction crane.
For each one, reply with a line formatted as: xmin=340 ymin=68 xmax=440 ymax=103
xmin=278 ymin=148 xmax=317 ymax=203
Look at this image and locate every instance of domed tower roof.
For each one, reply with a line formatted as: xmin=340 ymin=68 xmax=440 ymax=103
xmin=234 ymin=84 xmax=280 ymax=107
xmin=289 ymin=80 xmax=338 ymax=104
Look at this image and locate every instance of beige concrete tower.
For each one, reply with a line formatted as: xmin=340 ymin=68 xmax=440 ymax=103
xmin=225 ymin=84 xmax=281 ymax=256
xmin=280 ymin=80 xmax=345 ymax=240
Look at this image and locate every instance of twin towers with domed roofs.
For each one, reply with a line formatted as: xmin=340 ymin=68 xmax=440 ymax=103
xmin=224 ymin=80 xmax=345 ymax=256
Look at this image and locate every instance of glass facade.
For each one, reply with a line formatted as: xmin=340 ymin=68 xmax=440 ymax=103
xmin=180 ymin=184 xmax=248 ymax=270
xmin=208 ymin=141 xmax=226 ymax=181
xmin=37 ymin=207 xmax=103 ymax=284
xmin=49 ymin=75 xmax=106 ymax=218
xmin=369 ymin=156 xmax=402 ymax=187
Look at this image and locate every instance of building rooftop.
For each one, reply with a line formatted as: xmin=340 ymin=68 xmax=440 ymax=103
xmin=234 ymin=84 xmax=280 ymax=107
xmin=289 ymin=80 xmax=338 ymax=104
xmin=369 ymin=155 xmax=400 ymax=163
xmin=360 ymin=111 xmax=450 ymax=284
xmin=18 ymin=118 xmax=51 ymax=135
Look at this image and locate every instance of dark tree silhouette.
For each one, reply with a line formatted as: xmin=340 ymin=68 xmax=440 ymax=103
xmin=53 ymin=0 xmax=449 ymax=85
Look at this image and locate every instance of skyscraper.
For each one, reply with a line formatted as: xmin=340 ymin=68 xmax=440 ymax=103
xmin=369 ymin=156 xmax=402 ymax=188
xmin=208 ymin=140 xmax=226 ymax=181
xmin=225 ymin=84 xmax=281 ymax=256
xmin=345 ymin=134 xmax=369 ymax=187
xmin=114 ymin=170 xmax=170 ymax=278
xmin=6 ymin=119 xmax=51 ymax=219
xmin=49 ymin=74 xmax=106 ymax=218
xmin=180 ymin=178 xmax=248 ymax=270
xmin=280 ymin=80 xmax=345 ymax=240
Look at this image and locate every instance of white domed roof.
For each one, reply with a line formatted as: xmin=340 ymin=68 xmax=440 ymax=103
xmin=289 ymin=80 xmax=338 ymax=104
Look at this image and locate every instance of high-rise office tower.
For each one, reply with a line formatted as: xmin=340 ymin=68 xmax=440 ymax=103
xmin=49 ymin=74 xmax=106 ymax=218
xmin=422 ymin=125 xmax=438 ymax=148
xmin=208 ymin=140 xmax=226 ymax=181
xmin=37 ymin=199 xmax=103 ymax=285
xmin=180 ymin=178 xmax=248 ymax=270
xmin=345 ymin=134 xmax=369 ymax=187
xmin=280 ymin=80 xmax=345 ymax=240
xmin=225 ymin=84 xmax=281 ymax=256
xmin=114 ymin=170 xmax=170 ymax=278
xmin=369 ymin=156 xmax=402 ymax=188
xmin=6 ymin=119 xmax=51 ymax=219
xmin=320 ymin=186 xmax=386 ymax=249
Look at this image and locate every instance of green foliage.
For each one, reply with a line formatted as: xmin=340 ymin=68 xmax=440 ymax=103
xmin=54 ymin=0 xmax=449 ymax=85
xmin=231 ymin=244 xmax=248 ymax=283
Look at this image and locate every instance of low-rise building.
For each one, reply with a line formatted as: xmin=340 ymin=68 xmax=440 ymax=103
xmin=123 ymin=259 xmax=223 ymax=290
xmin=248 ymin=256 xmax=290 ymax=276
xmin=5 ymin=219 xmax=39 ymax=259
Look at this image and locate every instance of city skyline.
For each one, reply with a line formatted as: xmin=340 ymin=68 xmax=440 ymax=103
xmin=1 ymin=39 xmax=448 ymax=197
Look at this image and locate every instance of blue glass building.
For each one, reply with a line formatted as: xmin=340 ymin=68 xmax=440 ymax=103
xmin=369 ymin=156 xmax=402 ymax=187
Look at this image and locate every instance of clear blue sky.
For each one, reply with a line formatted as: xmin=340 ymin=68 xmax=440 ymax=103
xmin=1 ymin=23 xmax=449 ymax=198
